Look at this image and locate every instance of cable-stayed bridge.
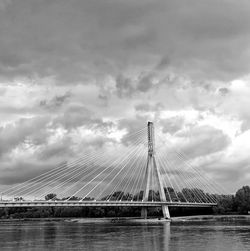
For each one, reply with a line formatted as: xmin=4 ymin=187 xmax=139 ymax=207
xmin=0 ymin=122 xmax=221 ymax=218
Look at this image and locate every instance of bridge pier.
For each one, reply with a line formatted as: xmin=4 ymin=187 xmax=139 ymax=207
xmin=141 ymin=206 xmax=170 ymax=219
xmin=4 ymin=208 xmax=9 ymax=218
xmin=141 ymin=207 xmax=148 ymax=219
xmin=162 ymin=205 xmax=170 ymax=219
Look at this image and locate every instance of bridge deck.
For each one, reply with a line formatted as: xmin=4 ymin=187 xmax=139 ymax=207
xmin=0 ymin=200 xmax=217 ymax=208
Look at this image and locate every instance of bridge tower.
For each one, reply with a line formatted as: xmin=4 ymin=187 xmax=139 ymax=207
xmin=141 ymin=121 xmax=170 ymax=219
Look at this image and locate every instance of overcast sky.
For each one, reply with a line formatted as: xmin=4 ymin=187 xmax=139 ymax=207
xmin=1 ymin=0 xmax=250 ymax=193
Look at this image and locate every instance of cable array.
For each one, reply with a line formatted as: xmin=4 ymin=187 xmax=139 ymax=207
xmin=1 ymin=127 xmax=148 ymax=201
xmin=1 ymin=124 xmax=224 ymax=204
xmin=154 ymin=130 xmax=224 ymax=203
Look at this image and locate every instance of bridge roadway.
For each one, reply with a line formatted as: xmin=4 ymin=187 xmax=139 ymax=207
xmin=0 ymin=200 xmax=217 ymax=208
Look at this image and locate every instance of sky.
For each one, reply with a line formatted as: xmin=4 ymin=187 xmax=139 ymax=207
xmin=0 ymin=0 xmax=250 ymax=193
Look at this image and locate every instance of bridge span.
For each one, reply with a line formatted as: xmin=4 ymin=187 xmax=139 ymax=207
xmin=0 ymin=200 xmax=217 ymax=208
xmin=0 ymin=122 xmax=222 ymax=219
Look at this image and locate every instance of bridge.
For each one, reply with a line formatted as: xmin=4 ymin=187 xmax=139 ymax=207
xmin=0 ymin=122 xmax=220 ymax=219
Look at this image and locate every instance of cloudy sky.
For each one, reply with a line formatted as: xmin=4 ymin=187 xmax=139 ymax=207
xmin=1 ymin=0 xmax=250 ymax=193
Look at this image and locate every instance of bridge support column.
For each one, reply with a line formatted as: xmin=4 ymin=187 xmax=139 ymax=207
xmin=162 ymin=205 xmax=170 ymax=219
xmin=4 ymin=208 xmax=9 ymax=218
xmin=141 ymin=207 xmax=148 ymax=219
xmin=143 ymin=122 xmax=171 ymax=219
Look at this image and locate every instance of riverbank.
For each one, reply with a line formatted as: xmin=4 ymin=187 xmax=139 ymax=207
xmin=68 ymin=215 xmax=250 ymax=223
xmin=171 ymin=215 xmax=250 ymax=222
xmin=67 ymin=217 xmax=170 ymax=223
xmin=1 ymin=215 xmax=250 ymax=223
xmin=0 ymin=217 xmax=170 ymax=223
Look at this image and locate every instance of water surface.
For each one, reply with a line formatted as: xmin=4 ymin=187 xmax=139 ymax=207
xmin=0 ymin=220 xmax=250 ymax=250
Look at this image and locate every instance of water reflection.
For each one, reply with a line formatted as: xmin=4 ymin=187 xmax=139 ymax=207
xmin=169 ymin=221 xmax=250 ymax=251
xmin=0 ymin=220 xmax=250 ymax=250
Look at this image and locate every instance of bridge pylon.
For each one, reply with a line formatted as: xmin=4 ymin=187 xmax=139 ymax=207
xmin=141 ymin=121 xmax=170 ymax=219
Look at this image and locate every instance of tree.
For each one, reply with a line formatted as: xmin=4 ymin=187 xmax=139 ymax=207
xmin=213 ymin=195 xmax=235 ymax=214
xmin=235 ymin=186 xmax=250 ymax=214
xmin=45 ymin=193 xmax=57 ymax=200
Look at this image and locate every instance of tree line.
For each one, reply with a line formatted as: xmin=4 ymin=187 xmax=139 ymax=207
xmin=214 ymin=186 xmax=250 ymax=214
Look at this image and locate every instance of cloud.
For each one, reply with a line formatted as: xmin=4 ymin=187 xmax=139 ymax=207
xmin=218 ymin=87 xmax=230 ymax=96
xmin=199 ymin=152 xmax=250 ymax=193
xmin=37 ymin=137 xmax=73 ymax=161
xmin=0 ymin=116 xmax=49 ymax=156
xmin=1 ymin=0 xmax=249 ymax=85
xmin=1 ymin=0 xmax=250 ymax=192
xmin=115 ymin=75 xmax=136 ymax=98
xmin=52 ymin=104 xmax=114 ymax=132
xmin=175 ymin=125 xmax=231 ymax=159
xmin=137 ymin=73 xmax=155 ymax=93
xmin=117 ymin=117 xmax=149 ymax=145
xmin=135 ymin=102 xmax=164 ymax=112
xmin=0 ymin=161 xmax=54 ymax=185
xmin=39 ymin=91 xmax=71 ymax=110
xmin=160 ymin=116 xmax=185 ymax=134
xmin=0 ymin=0 xmax=12 ymax=11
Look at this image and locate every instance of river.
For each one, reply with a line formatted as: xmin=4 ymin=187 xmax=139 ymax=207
xmin=0 ymin=219 xmax=250 ymax=250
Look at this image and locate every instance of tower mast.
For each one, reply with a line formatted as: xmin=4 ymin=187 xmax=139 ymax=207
xmin=141 ymin=121 xmax=170 ymax=219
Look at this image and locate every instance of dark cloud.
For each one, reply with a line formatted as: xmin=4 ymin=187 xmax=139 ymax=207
xmin=0 ymin=0 xmax=12 ymax=11
xmin=52 ymin=105 xmax=91 ymax=129
xmin=115 ymin=70 xmax=164 ymax=98
xmin=0 ymin=0 xmax=249 ymax=84
xmin=137 ymin=73 xmax=155 ymax=93
xmin=117 ymin=117 xmax=148 ymax=145
xmin=218 ymin=87 xmax=230 ymax=96
xmin=39 ymin=91 xmax=71 ymax=109
xmin=115 ymin=75 xmax=135 ymax=98
xmin=80 ymin=136 xmax=116 ymax=151
xmin=37 ymin=138 xmax=73 ymax=161
xmin=199 ymin=157 xmax=250 ymax=192
xmin=135 ymin=102 xmax=164 ymax=112
xmin=241 ymin=117 xmax=250 ymax=132
xmin=0 ymin=116 xmax=49 ymax=156
xmin=160 ymin=116 xmax=185 ymax=134
xmin=156 ymin=56 xmax=170 ymax=70
xmin=0 ymin=161 xmax=55 ymax=185
xmin=53 ymin=104 xmax=114 ymax=131
xmin=175 ymin=125 xmax=231 ymax=159
xmin=98 ymin=93 xmax=108 ymax=101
